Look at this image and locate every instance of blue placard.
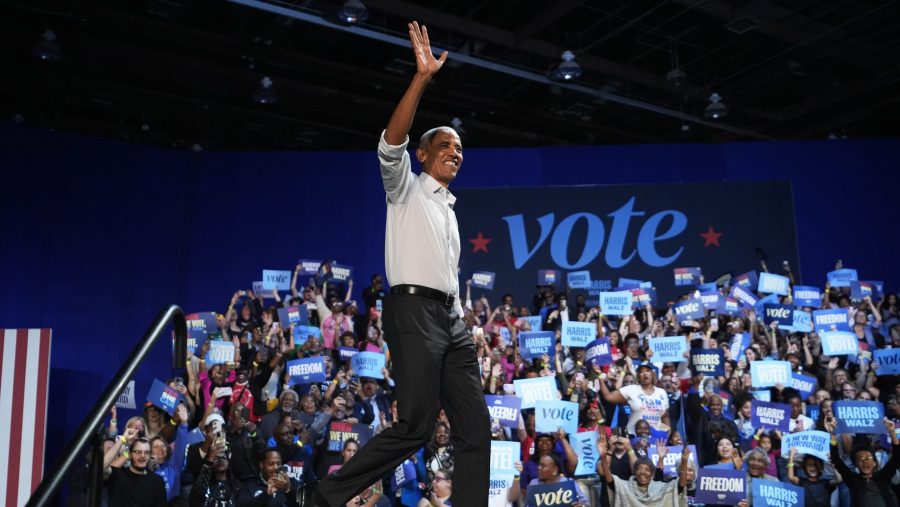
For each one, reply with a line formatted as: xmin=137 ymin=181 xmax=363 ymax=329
xmin=763 ymin=303 xmax=794 ymax=326
xmin=791 ymin=372 xmax=817 ymax=400
xmin=485 ymin=395 xmax=521 ymax=428
xmin=750 ymin=360 xmax=792 ymax=388
xmin=617 ymin=277 xmax=643 ymax=289
xmin=566 ymin=270 xmax=591 ymax=289
xmin=812 ymin=309 xmax=850 ymax=333
xmin=518 ymin=315 xmax=543 ymax=331
xmin=833 ymin=400 xmax=886 ymax=435
xmin=514 ymin=376 xmax=559 ymax=409
xmin=752 ymin=389 xmax=772 ymax=402
xmin=691 ymin=349 xmax=725 ymax=377
xmin=519 ymin=331 xmax=556 ymax=361
xmin=630 ymin=287 xmax=657 ymax=308
xmin=329 ymin=262 xmax=353 ymax=283
xmin=649 ymin=336 xmax=687 ymax=363
xmin=599 ymin=290 xmax=634 ymax=316
xmin=780 ymin=431 xmax=830 ymax=461
xmin=584 ymin=337 xmax=613 ymax=366
xmin=471 ymin=271 xmax=496 ymax=289
xmin=850 ymin=280 xmax=874 ymax=301
xmin=754 ymin=293 xmax=780 ymax=318
xmin=262 ymin=269 xmax=291 ymax=290
xmin=293 ymin=325 xmax=322 ymax=342
xmin=758 ymin=272 xmax=790 ymax=296
xmin=793 ymin=286 xmax=821 ymax=308
xmin=696 ymin=468 xmax=745 ymax=506
xmin=674 ymin=267 xmax=702 ymax=286
xmin=570 ymin=431 xmax=599 ymax=476
xmin=865 ymin=280 xmax=884 ymax=299
xmin=673 ymin=298 xmax=705 ymax=322
xmin=499 ymin=326 xmax=511 ymax=346
xmin=526 ymin=480 xmax=579 ymax=507
xmin=296 ymin=258 xmax=321 ymax=275
xmin=277 ymin=305 xmax=309 ymax=327
xmin=538 ymin=269 xmax=562 ymax=287
xmin=820 ymin=331 xmax=858 ymax=356
xmin=205 ymin=340 xmax=234 ymax=367
xmin=561 ymin=321 xmax=595 ymax=348
xmin=734 ymin=271 xmax=759 ymax=290
xmin=327 ymin=421 xmax=374 ymax=452
xmin=827 ymin=268 xmax=858 ymax=288
xmin=490 ymin=440 xmax=520 ymax=475
xmin=718 ymin=297 xmax=741 ymax=316
xmin=696 ymin=282 xmax=718 ymax=293
xmin=751 ymin=400 xmax=791 ymax=432
xmin=751 ymin=479 xmax=804 ymax=507
xmin=146 ymin=378 xmax=184 ymax=416
xmin=646 ymin=445 xmax=699 ymax=477
xmin=182 ymin=327 xmax=206 ymax=356
xmin=874 ymin=348 xmax=900 ymax=375
xmin=338 ymin=346 xmax=358 ymax=362
xmin=390 ymin=459 xmax=416 ymax=491
xmin=700 ymin=291 xmax=720 ymax=310
xmin=728 ymin=333 xmax=751 ymax=361
xmin=806 ymin=405 xmax=820 ymax=423
xmin=351 ymin=351 xmax=385 ymax=379
xmin=791 ymin=310 xmax=813 ymax=333
xmin=286 ymin=356 xmax=327 ymax=385
xmin=535 ymin=400 xmax=579 ymax=436
xmin=730 ymin=285 xmax=759 ymax=308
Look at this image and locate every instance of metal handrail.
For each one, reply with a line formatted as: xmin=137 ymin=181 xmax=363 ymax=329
xmin=26 ymin=304 xmax=187 ymax=507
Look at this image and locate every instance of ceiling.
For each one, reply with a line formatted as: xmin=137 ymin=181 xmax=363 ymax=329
xmin=2 ymin=0 xmax=900 ymax=151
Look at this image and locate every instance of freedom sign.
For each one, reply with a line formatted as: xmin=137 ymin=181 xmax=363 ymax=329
xmin=646 ymin=445 xmax=698 ymax=477
xmin=820 ymin=331 xmax=858 ymax=356
xmin=485 ymin=395 xmax=521 ymax=428
xmin=833 ymin=400 xmax=886 ymax=435
xmin=599 ymin=291 xmax=634 ymax=316
xmin=566 ymin=270 xmax=591 ymax=289
xmin=696 ymin=468 xmax=745 ymax=506
xmin=490 ymin=441 xmax=520 ymax=475
xmin=519 ymin=331 xmax=556 ymax=361
xmin=262 ymin=269 xmax=291 ymax=290
xmin=730 ymin=285 xmax=759 ymax=308
xmin=146 ymin=379 xmax=184 ymax=416
xmin=690 ymin=348 xmax=725 ymax=377
xmin=673 ymin=298 xmax=705 ymax=322
xmin=472 ymin=271 xmax=496 ymax=289
xmin=751 ymin=400 xmax=791 ymax=432
xmin=827 ymin=268 xmax=858 ymax=288
xmin=751 ymin=479 xmax=804 ymax=507
xmin=584 ymin=337 xmax=613 ymax=366
xmin=514 ymin=376 xmax=559 ymax=409
xmin=561 ymin=321 xmax=595 ymax=347
xmin=812 ymin=309 xmax=850 ymax=333
xmin=390 ymin=460 xmax=416 ymax=491
xmin=570 ymin=431 xmax=599 ymax=477
xmin=781 ymin=431 xmax=830 ymax=461
xmin=758 ymin=272 xmax=790 ymax=296
xmin=793 ymin=286 xmax=821 ymax=307
xmin=791 ymin=372 xmax=817 ymax=400
xmin=674 ymin=267 xmax=702 ymax=286
xmin=351 ymin=351 xmax=386 ymax=379
xmin=649 ymin=336 xmax=687 ymax=363
xmin=525 ymin=480 xmax=579 ymax=507
xmin=699 ymin=291 xmax=720 ymax=310
xmin=750 ymin=360 xmax=792 ymax=388
xmin=874 ymin=348 xmax=900 ymax=375
xmin=286 ymin=357 xmax=327 ymax=384
xmin=535 ymin=400 xmax=579 ymax=436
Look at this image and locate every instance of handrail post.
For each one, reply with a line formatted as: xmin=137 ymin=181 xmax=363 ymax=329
xmin=87 ymin=425 xmax=104 ymax=507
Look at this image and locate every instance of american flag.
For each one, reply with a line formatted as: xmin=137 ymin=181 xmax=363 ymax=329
xmin=1 ymin=329 xmax=52 ymax=506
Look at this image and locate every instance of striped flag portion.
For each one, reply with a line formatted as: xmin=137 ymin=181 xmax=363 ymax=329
xmin=1 ymin=329 xmax=52 ymax=507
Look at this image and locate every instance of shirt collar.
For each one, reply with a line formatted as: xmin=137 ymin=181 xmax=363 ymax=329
xmin=419 ymin=171 xmax=457 ymax=207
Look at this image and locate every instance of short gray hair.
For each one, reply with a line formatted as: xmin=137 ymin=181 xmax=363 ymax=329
xmin=418 ymin=126 xmax=457 ymax=148
xmin=745 ymin=447 xmax=770 ymax=467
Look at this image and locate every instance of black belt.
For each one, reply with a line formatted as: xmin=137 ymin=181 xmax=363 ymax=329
xmin=390 ymin=284 xmax=455 ymax=308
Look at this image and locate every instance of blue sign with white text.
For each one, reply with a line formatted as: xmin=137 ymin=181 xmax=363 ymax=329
xmin=696 ymin=468 xmax=745 ymax=506
xmin=519 ymin=331 xmax=556 ymax=361
xmin=673 ymin=298 xmax=705 ymax=322
xmin=793 ymin=286 xmax=821 ymax=307
xmin=286 ymin=357 xmax=327 ymax=384
xmin=812 ymin=309 xmax=850 ymax=333
xmin=472 ymin=271 xmax=496 ymax=290
xmin=833 ymin=400 xmax=886 ymax=435
xmin=691 ymin=348 xmax=724 ymax=377
xmin=730 ymin=285 xmax=759 ymax=308
xmin=827 ymin=268 xmax=858 ymax=287
xmin=751 ymin=479 xmax=803 ymax=507
xmin=791 ymin=372 xmax=817 ymax=400
xmin=566 ymin=270 xmax=590 ymax=289
xmin=763 ymin=303 xmax=794 ymax=326
xmin=485 ymin=395 xmax=522 ymax=428
xmin=584 ymin=337 xmax=613 ymax=366
xmin=674 ymin=267 xmax=702 ymax=286
xmin=758 ymin=272 xmax=790 ymax=295
xmin=146 ymin=378 xmax=184 ymax=416
xmin=751 ymin=400 xmax=791 ymax=432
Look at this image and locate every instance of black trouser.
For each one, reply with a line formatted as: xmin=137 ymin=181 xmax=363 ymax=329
xmin=316 ymin=292 xmax=491 ymax=506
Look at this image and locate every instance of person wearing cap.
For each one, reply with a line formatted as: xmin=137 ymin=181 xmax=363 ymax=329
xmin=314 ymin=21 xmax=490 ymax=507
xmin=182 ymin=412 xmax=228 ymax=494
xmin=599 ymin=362 xmax=670 ymax=435
xmin=189 ymin=431 xmax=242 ymax=507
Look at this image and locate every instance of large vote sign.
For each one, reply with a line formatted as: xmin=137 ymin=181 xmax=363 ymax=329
xmin=833 ymin=401 xmax=886 ymax=434
xmin=763 ymin=304 xmax=794 ymax=326
xmin=781 ymin=431 xmax=831 ymax=461
xmin=820 ymin=331 xmax=858 ymax=356
xmin=650 ymin=336 xmax=687 ymax=363
xmin=696 ymin=468 xmax=745 ymax=506
xmin=535 ymin=400 xmax=579 ymax=435
xmin=286 ymin=357 xmax=326 ymax=385
xmin=514 ymin=376 xmax=559 ymax=409
xmin=751 ymin=479 xmax=804 ymax=507
xmin=262 ymin=269 xmax=291 ymax=290
xmin=874 ymin=348 xmax=900 ymax=375
xmin=750 ymin=360 xmax=792 ymax=388
xmin=561 ymin=321 xmax=595 ymax=347
xmin=758 ymin=272 xmax=790 ymax=296
xmin=485 ymin=395 xmax=521 ymax=428
xmin=674 ymin=298 xmax=705 ymax=322
xmin=453 ymin=182 xmax=800 ymax=306
xmin=205 ymin=340 xmax=234 ymax=367
xmin=751 ymin=400 xmax=791 ymax=432
xmin=526 ymin=480 xmax=579 ymax=507
xmin=519 ymin=331 xmax=556 ymax=361
xmin=490 ymin=441 xmax=520 ymax=475
xmin=569 ymin=431 xmax=599 ymax=476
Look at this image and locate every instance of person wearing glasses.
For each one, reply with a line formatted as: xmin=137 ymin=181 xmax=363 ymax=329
xmin=417 ymin=469 xmax=453 ymax=507
xmin=824 ymin=413 xmax=899 ymax=506
xmin=102 ymin=426 xmax=167 ymax=506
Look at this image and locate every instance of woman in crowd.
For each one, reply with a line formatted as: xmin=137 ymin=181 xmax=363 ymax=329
xmin=599 ymin=432 xmax=689 ymax=507
xmin=523 ymin=454 xmax=587 ymax=506
xmin=786 ymin=447 xmax=839 ymax=507
xmin=424 ymin=422 xmax=454 ymax=482
xmin=417 ymin=468 xmax=453 ymax=507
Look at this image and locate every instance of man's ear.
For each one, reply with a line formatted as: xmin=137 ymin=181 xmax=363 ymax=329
xmin=416 ymin=147 xmax=427 ymax=163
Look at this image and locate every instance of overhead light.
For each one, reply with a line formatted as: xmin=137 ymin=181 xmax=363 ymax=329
xmin=337 ymin=0 xmax=369 ymax=24
xmin=551 ymin=50 xmax=583 ymax=81
xmin=33 ymin=30 xmax=62 ymax=61
xmin=252 ymin=76 xmax=278 ymax=104
xmin=450 ymin=117 xmax=467 ymax=140
xmin=666 ymin=68 xmax=686 ymax=87
xmin=704 ymin=92 xmax=728 ymax=119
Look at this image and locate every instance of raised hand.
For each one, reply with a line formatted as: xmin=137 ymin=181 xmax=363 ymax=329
xmin=655 ymin=438 xmax=668 ymax=460
xmin=408 ymin=21 xmax=447 ymax=77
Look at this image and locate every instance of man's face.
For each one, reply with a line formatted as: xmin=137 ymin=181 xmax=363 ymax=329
xmin=362 ymin=378 xmax=378 ymax=397
xmin=274 ymin=424 xmax=294 ymax=447
xmin=281 ymin=394 xmax=297 ymax=412
xmin=130 ymin=441 xmax=151 ymax=471
xmin=417 ymin=129 xmax=462 ymax=186
xmin=260 ymin=451 xmax=283 ymax=480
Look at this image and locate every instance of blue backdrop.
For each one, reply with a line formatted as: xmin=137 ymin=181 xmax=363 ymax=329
xmin=1 ymin=122 xmax=898 ymax=479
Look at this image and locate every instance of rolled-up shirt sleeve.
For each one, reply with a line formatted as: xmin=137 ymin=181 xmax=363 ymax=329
xmin=378 ymin=130 xmax=413 ymax=204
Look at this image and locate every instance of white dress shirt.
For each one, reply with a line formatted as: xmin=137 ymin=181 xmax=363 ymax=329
xmin=378 ymin=131 xmax=463 ymax=316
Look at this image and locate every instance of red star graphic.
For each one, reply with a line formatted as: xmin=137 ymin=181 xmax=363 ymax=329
xmin=469 ymin=232 xmax=492 ymax=253
xmin=699 ymin=225 xmax=723 ymax=247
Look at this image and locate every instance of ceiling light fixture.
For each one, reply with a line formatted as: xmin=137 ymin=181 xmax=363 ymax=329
xmin=551 ymin=50 xmax=583 ymax=81
xmin=704 ymin=93 xmax=728 ymax=119
xmin=337 ymin=0 xmax=369 ymax=24
xmin=450 ymin=117 xmax=466 ymax=140
xmin=33 ymin=30 xmax=63 ymax=61
xmin=252 ymin=76 xmax=278 ymax=104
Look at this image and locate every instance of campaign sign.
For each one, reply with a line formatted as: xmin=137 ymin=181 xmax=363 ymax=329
xmin=472 ymin=271 xmax=496 ymax=290
xmin=570 ymin=431 xmax=599 ymax=477
xmin=327 ymin=421 xmax=374 ymax=452
xmin=262 ymin=269 xmax=291 ymax=291
xmin=584 ymin=337 xmax=613 ymax=366
xmin=351 ymin=352 xmax=386 ymax=379
xmin=329 ymin=262 xmax=353 ymax=283
xmin=864 ymin=280 xmax=884 ymax=299
xmin=674 ymin=267 xmax=702 ymax=286
xmin=519 ymin=331 xmax=556 ymax=361
xmin=116 ymin=380 xmax=137 ymax=409
xmin=390 ymin=459 xmax=416 ymax=491
xmin=566 ymin=270 xmax=591 ymax=289
xmin=758 ymin=272 xmax=790 ymax=296
xmin=514 ymin=376 xmax=559 ymax=409
xmin=183 ymin=327 xmax=207 ymax=355
xmin=338 ymin=346 xmax=358 ymax=362
xmin=791 ymin=311 xmax=813 ymax=333
xmin=696 ymin=282 xmax=718 ymax=293
xmin=820 ymin=331 xmax=858 ymax=356
xmin=812 ymin=309 xmax=850 ymax=333
xmin=793 ymin=286 xmax=822 ymax=308
xmin=186 ymin=311 xmax=217 ymax=337
xmin=617 ymin=277 xmax=643 ymax=289
xmin=699 ymin=291 xmax=720 ymax=310
xmin=205 ymin=340 xmax=234 ymax=367
xmin=730 ymin=285 xmax=759 ymax=308
xmin=780 ymin=431 xmax=830 ymax=461
xmin=499 ymin=326 xmax=511 ymax=346
xmin=718 ymin=297 xmax=741 ymax=317
xmin=561 ymin=321 xmax=595 ymax=348
xmin=827 ymin=268 xmax=858 ymax=288
xmin=791 ymin=372 xmax=817 ymax=400
xmin=806 ymin=405 xmax=820 ymax=424
xmin=690 ymin=349 xmax=725 ymax=377
xmin=538 ymin=269 xmax=562 ymax=287
xmin=751 ymin=400 xmax=791 ymax=432
xmin=631 ymin=287 xmax=657 ymax=308
xmin=751 ymin=479 xmax=804 ymax=507
xmin=734 ymin=271 xmax=759 ymax=290
xmin=490 ymin=440 xmax=520 ymax=475
xmin=296 ymin=259 xmax=322 ymax=275
xmin=286 ymin=357 xmax=327 ymax=385
xmin=750 ymin=360 xmax=792 ymax=388
xmin=833 ymin=401 xmax=886 ymax=435
xmin=695 ymin=468 xmax=745 ymax=506
xmin=752 ymin=389 xmax=772 ymax=402
xmin=599 ymin=290 xmax=634 ymax=316
xmin=489 ymin=475 xmax=516 ymax=505
xmin=486 ymin=395 xmax=521 ymax=428
xmin=729 ymin=333 xmax=751 ymax=361
xmin=535 ymin=400 xmax=579 ymax=436
xmin=763 ymin=304 xmax=794 ymax=326
xmin=293 ymin=325 xmax=322 ymax=342
xmin=673 ymin=298 xmax=705 ymax=322
xmin=146 ymin=378 xmax=184 ymax=416
xmin=649 ymin=336 xmax=687 ymax=363
xmin=873 ymin=348 xmax=900 ymax=376
xmin=850 ymin=280 xmax=874 ymax=301
xmin=277 ymin=305 xmax=309 ymax=327
xmin=519 ymin=315 xmax=543 ymax=331
xmin=647 ymin=445 xmax=699 ymax=477
xmin=525 ymin=480 xmax=579 ymax=507
xmin=754 ymin=293 xmax=780 ymax=318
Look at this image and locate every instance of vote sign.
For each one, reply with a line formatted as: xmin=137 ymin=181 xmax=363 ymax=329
xmin=525 ymin=480 xmax=579 ymax=507
xmin=757 ymin=272 xmax=790 ymax=296
xmin=763 ymin=304 xmax=794 ymax=326
xmin=750 ymin=360 xmax=792 ymax=388
xmin=833 ymin=400 xmax=886 ymax=435
xmin=695 ymin=468 xmax=745 ymax=506
xmin=262 ymin=269 xmax=291 ymax=290
xmin=750 ymin=400 xmax=791 ymax=432
xmin=490 ymin=441 xmax=520 ymax=475
xmin=820 ymin=331 xmax=858 ymax=356
xmin=535 ymin=400 xmax=578 ymax=436
xmin=569 ymin=431 xmax=599 ymax=477
xmin=873 ymin=348 xmax=900 ymax=375
xmin=205 ymin=340 xmax=234 ymax=367
xmin=674 ymin=298 xmax=705 ymax=323
xmin=514 ymin=376 xmax=559 ymax=409
xmin=561 ymin=321 xmax=595 ymax=348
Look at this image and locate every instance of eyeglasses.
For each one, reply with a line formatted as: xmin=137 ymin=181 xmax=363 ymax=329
xmin=856 ymin=456 xmax=874 ymax=463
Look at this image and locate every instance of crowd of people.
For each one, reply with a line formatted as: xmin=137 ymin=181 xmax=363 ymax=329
xmin=81 ymin=261 xmax=900 ymax=507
